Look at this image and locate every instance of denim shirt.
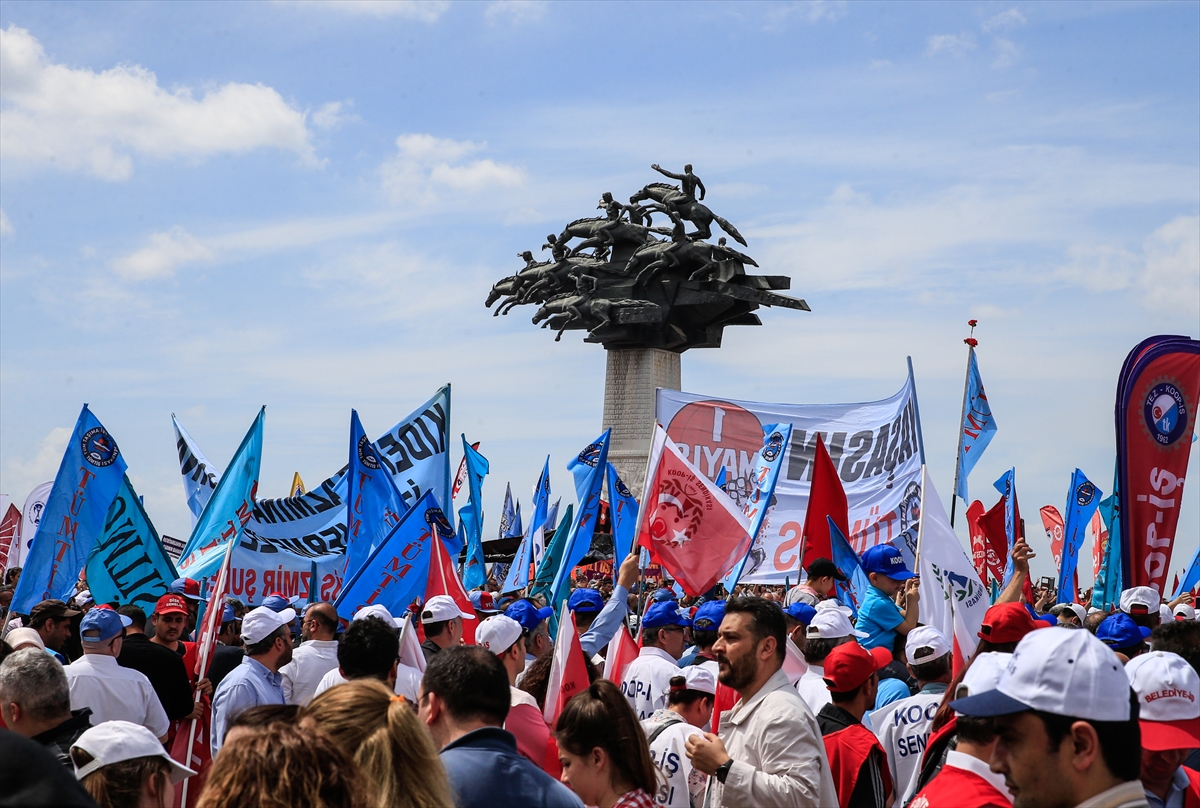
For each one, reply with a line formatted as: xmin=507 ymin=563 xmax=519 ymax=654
xmin=210 ymin=656 xmax=284 ymax=756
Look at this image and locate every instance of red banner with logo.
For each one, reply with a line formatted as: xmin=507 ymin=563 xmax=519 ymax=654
xmin=1117 ymin=336 xmax=1200 ymax=594
xmin=965 ymin=500 xmax=989 ymax=584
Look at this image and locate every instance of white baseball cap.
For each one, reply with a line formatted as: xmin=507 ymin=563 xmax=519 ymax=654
xmin=72 ymin=720 xmax=196 ymax=783
xmin=1159 ymin=604 xmax=1174 ymax=624
xmin=241 ymin=606 xmax=297 ymax=645
xmin=954 ymin=652 xmax=1012 ymax=700
xmin=906 ymin=626 xmax=951 ymax=665
xmin=806 ymin=608 xmax=867 ymax=640
xmin=422 ymin=595 xmax=474 ymax=624
xmin=1174 ymin=604 xmax=1197 ymax=621
xmin=353 ymin=604 xmax=405 ymax=628
xmin=667 ymin=666 xmax=717 ymax=697
xmin=1126 ymin=651 xmax=1200 ymax=750
xmin=1120 ymin=586 xmax=1161 ymax=616
xmin=477 ymin=615 xmax=523 ymax=654
xmin=815 ymin=599 xmax=854 ymax=617
xmin=1059 ymin=603 xmax=1087 ymax=624
xmin=951 ymin=627 xmax=1131 ymax=722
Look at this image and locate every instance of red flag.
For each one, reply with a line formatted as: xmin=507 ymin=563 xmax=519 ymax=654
xmin=1091 ymin=510 xmax=1107 ymax=584
xmin=636 ymin=426 xmax=752 ymax=597
xmin=602 ymin=626 xmax=638 ymax=685
xmin=799 ymin=434 xmax=848 ymax=564
xmin=543 ymin=611 xmax=591 ymax=726
xmin=711 ymin=681 xmax=738 ymax=733
xmin=1040 ymin=505 xmax=1077 ymax=599
xmin=0 ymin=503 xmax=20 ymax=573
xmin=977 ymin=498 xmax=1010 ymax=582
xmin=424 ymin=531 xmax=477 ymax=645
xmin=965 ymin=500 xmax=989 ymax=584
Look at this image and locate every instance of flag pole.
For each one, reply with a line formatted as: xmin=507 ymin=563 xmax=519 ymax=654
xmin=950 ymin=321 xmax=978 ymax=528
xmin=915 ymin=464 xmax=929 ymax=573
xmin=633 ymin=421 xmax=664 ymax=617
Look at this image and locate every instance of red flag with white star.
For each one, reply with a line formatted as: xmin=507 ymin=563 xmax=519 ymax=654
xmin=636 ymin=425 xmax=751 ymax=597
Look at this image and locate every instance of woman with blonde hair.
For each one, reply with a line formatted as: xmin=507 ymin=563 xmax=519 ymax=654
xmin=303 ymin=678 xmax=455 ymax=808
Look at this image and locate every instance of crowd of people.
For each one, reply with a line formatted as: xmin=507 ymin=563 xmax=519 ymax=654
xmin=1 ymin=535 xmax=1199 ymax=808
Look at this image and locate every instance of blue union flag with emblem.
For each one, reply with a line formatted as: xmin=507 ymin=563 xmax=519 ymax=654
xmin=344 ymin=409 xmax=409 ymax=580
xmin=1056 ymin=469 xmax=1102 ymax=605
xmin=549 ymin=429 xmax=611 ymax=607
xmin=955 ymin=350 xmax=998 ymax=504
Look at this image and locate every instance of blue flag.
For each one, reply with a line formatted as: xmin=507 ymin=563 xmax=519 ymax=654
xmin=11 ymin=405 xmax=129 ymax=614
xmin=86 ymin=476 xmax=178 ymax=612
xmin=829 ymin=517 xmax=870 ymax=618
xmin=1056 ymin=469 xmax=1103 ymax=605
xmin=176 ymin=408 xmax=264 ymax=578
xmin=334 ymin=491 xmax=454 ymax=620
xmin=549 ymin=430 xmax=611 ymax=607
xmin=1092 ymin=469 xmax=1123 ymax=611
xmin=606 ymin=463 xmax=639 ymax=575
xmin=459 ymin=436 xmax=489 ymax=590
xmin=531 ymin=503 xmax=574 ymax=599
xmin=955 ymin=351 xmax=998 ymax=503
xmin=498 ymin=484 xmax=520 ymax=540
xmin=723 ymin=425 xmax=792 ymax=592
xmin=501 ymin=458 xmax=550 ymax=593
xmin=994 ymin=468 xmax=1017 ymax=587
xmin=344 ymin=410 xmax=409 ymax=580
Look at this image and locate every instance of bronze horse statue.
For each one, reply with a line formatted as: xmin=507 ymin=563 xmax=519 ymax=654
xmin=629 ymin=183 xmax=748 ymax=246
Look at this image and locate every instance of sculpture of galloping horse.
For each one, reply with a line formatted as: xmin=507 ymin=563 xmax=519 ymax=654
xmin=629 ymin=183 xmax=748 ymax=246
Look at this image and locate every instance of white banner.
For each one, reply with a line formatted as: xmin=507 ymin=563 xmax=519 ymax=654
xmin=656 ymin=371 xmax=923 ymax=584
xmin=13 ymin=481 xmax=53 ymax=571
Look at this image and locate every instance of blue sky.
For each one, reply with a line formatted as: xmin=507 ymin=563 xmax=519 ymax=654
xmin=2 ymin=0 xmax=1197 ymax=582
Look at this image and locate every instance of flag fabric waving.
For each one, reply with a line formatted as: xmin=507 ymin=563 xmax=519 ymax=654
xmin=458 ymin=436 xmax=490 ymax=591
xmin=799 ymin=433 xmax=848 ymax=566
xmin=172 ymin=415 xmax=221 ymax=528
xmin=1057 ymin=469 xmax=1103 ymax=605
xmin=1090 ymin=510 xmax=1107 ymax=588
xmin=828 ymin=517 xmax=870 ymax=618
xmin=11 ymin=405 xmax=129 ymax=615
xmin=344 ymin=410 xmax=409 ymax=581
xmin=543 ymin=611 xmax=591 ymax=725
xmin=1040 ymin=505 xmax=1066 ymax=587
xmin=965 ymin=500 xmax=989 ymax=584
xmin=606 ymin=463 xmax=639 ymax=574
xmin=498 ymin=483 xmax=518 ymax=540
xmin=501 ymin=458 xmax=550 ymax=593
xmin=636 ymin=425 xmax=752 ymax=597
xmin=954 ymin=349 xmax=998 ymax=503
xmin=550 ymin=430 xmax=611 ymax=609
xmin=603 ymin=626 xmax=639 ymax=685
xmin=723 ymin=424 xmax=792 ymax=592
xmin=0 ymin=502 xmax=20 ymax=574
xmin=976 ymin=498 xmax=1009 ymax=586
xmin=424 ymin=517 xmax=478 ymax=645
xmin=13 ymin=481 xmax=53 ymax=572
xmin=290 ymin=473 xmax=306 ymax=497
xmin=529 ymin=505 xmax=574 ymax=611
xmin=992 ymin=469 xmax=1020 ymax=587
xmin=1092 ymin=470 xmax=1123 ymax=611
xmin=86 ymin=476 xmax=178 ymax=613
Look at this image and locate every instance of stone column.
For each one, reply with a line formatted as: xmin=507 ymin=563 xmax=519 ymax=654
xmin=602 ymin=347 xmax=681 ymax=498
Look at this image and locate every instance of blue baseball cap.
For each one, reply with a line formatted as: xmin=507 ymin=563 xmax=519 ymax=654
xmin=692 ymin=600 xmax=726 ymax=631
xmin=1096 ymin=612 xmax=1152 ymax=649
xmin=652 ymin=588 xmax=677 ymax=603
xmin=168 ymin=578 xmax=202 ymax=602
xmin=861 ymin=545 xmax=915 ymax=580
xmin=505 ymin=599 xmax=554 ymax=632
xmin=568 ymin=588 xmax=604 ymax=614
xmin=785 ymin=602 xmax=818 ymax=626
xmin=80 ymin=606 xmax=132 ymax=644
xmin=262 ymin=593 xmax=301 ymax=613
xmin=220 ymin=604 xmax=238 ymax=625
xmin=644 ymin=601 xmax=692 ymax=629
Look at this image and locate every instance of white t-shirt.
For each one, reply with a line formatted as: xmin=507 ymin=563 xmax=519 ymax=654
xmin=311 ymin=663 xmax=423 ymax=703
xmin=65 ymin=653 xmax=169 ymax=739
xmin=280 ymin=640 xmax=339 ymax=706
xmin=620 ymin=647 xmax=680 ymax=720
xmin=794 ymin=664 xmax=831 ymax=716
xmin=647 ymin=719 xmax=707 ymax=808
xmin=872 ymin=688 xmax=944 ymax=805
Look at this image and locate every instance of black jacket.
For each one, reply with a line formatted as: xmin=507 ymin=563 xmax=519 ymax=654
xmin=31 ymin=708 xmax=93 ymax=769
xmin=118 ymin=633 xmax=193 ymax=721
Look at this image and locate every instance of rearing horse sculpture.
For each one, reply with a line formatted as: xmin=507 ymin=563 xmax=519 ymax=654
xmin=629 ymin=183 xmax=748 ymax=246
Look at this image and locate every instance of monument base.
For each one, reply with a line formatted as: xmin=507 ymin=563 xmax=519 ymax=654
xmin=602 ymin=347 xmax=681 ymax=498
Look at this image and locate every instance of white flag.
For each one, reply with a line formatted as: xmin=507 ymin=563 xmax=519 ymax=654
xmin=15 ymin=481 xmax=53 ymax=570
xmin=917 ymin=468 xmax=989 ymax=666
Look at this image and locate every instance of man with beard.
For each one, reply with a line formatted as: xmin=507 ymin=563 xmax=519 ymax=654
xmin=684 ymin=597 xmax=838 ymax=807
xmin=280 ymin=602 xmax=340 ymax=706
xmin=210 ymin=605 xmax=294 ymax=755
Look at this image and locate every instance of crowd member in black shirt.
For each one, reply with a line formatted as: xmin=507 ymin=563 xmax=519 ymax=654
xmin=207 ymin=603 xmax=245 ymax=689
xmin=116 ymin=605 xmax=196 ymax=723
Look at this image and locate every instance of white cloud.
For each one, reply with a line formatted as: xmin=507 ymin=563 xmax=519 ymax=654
xmin=983 ymin=8 xmax=1027 ymax=33
xmin=0 ymin=25 xmax=318 ymax=180
xmin=276 ymin=0 xmax=449 ymax=21
xmin=0 ymin=426 xmax=71 ymax=503
xmin=763 ymin=0 xmax=847 ymax=28
xmin=1054 ymin=243 xmax=1139 ymax=292
xmin=0 ymin=209 xmax=12 ymax=237
xmin=1142 ymin=215 xmax=1200 ymax=315
xmin=310 ymin=100 xmax=358 ymax=130
xmin=993 ymin=38 xmax=1021 ymax=69
xmin=987 ymin=89 xmax=1020 ymax=102
xmin=926 ymin=33 xmax=977 ymax=57
xmin=380 ymin=134 xmax=525 ymax=204
xmin=485 ymin=1 xmax=547 ymax=25
xmin=111 ymin=226 xmax=214 ymax=280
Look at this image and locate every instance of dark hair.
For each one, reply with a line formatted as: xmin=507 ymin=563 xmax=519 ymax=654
xmin=421 ymin=645 xmax=510 ymax=726
xmin=0 ymin=640 xmax=11 ymax=666
xmin=337 ymin=617 xmax=399 ymax=681
xmin=1032 ymin=690 xmax=1141 ymax=782
xmin=245 ymin=624 xmax=289 ymax=657
xmin=956 ymin=714 xmax=998 ymax=745
xmin=556 ymin=679 xmax=659 ymax=796
xmin=666 ymin=675 xmax=714 ymax=708
xmin=1128 ymin=611 xmax=1160 ymax=632
xmin=910 ymin=651 xmax=952 ymax=683
xmin=692 ymin=628 xmax=718 ymax=650
xmin=1083 ymin=611 xmax=1109 ymax=635
xmin=1151 ymin=620 xmax=1200 ymax=673
xmin=829 ymin=677 xmax=872 ymax=705
xmin=227 ymin=703 xmax=300 ymax=736
xmin=118 ymin=604 xmax=146 ymax=632
xmin=70 ymin=749 xmax=172 ymax=808
xmin=724 ymin=597 xmax=785 ymax=662
xmin=224 ymin=596 xmax=247 ymax=619
xmin=1109 ymin=642 xmax=1146 ymax=659
xmin=802 ymin=635 xmax=847 ymax=666
xmin=424 ymin=619 xmax=450 ymax=639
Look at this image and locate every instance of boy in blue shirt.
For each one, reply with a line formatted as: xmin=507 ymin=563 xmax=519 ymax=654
xmin=855 ymin=545 xmax=920 ymax=651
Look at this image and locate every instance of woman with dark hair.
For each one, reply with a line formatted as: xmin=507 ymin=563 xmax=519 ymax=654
xmin=555 ymin=679 xmax=660 ymax=808
xmin=642 ymin=669 xmax=716 ymax=808
xmin=70 ymin=720 xmax=196 ymax=808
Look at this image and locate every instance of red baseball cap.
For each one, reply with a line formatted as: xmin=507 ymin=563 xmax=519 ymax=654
xmin=154 ymin=594 xmax=189 ymax=616
xmin=822 ymin=642 xmax=892 ymax=693
xmin=978 ymin=602 xmax=1046 ymax=645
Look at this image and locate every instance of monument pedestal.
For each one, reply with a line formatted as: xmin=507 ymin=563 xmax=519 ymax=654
xmin=602 ymin=347 xmax=681 ymax=498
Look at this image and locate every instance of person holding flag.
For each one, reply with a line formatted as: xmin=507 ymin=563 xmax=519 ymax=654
xmin=855 ymin=546 xmax=920 ymax=652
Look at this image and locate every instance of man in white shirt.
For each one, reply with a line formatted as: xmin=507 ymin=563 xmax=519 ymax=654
xmin=280 ymin=602 xmax=340 ymax=706
xmin=65 ymin=606 xmax=169 ymax=742
xmin=621 ymin=600 xmax=689 ymax=720
xmin=872 ymin=626 xmax=953 ymax=806
xmin=795 ymin=608 xmax=862 ymax=716
xmin=311 ymin=606 xmax=422 ymax=702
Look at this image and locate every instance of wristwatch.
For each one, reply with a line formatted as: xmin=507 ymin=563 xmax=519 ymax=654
xmin=715 ymin=759 xmax=734 ymax=783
